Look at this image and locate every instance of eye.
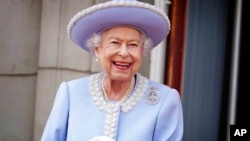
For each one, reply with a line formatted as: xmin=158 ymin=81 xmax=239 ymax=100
xmin=128 ymin=43 xmax=139 ymax=48
xmin=111 ymin=41 xmax=119 ymax=44
xmin=108 ymin=40 xmax=120 ymax=47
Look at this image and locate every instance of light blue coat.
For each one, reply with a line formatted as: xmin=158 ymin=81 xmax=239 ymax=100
xmin=41 ymin=73 xmax=183 ymax=141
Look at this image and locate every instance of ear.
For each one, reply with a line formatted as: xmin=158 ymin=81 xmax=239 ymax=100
xmin=94 ymin=47 xmax=101 ymax=58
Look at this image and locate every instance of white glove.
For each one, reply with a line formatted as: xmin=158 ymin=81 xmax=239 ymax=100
xmin=88 ymin=136 xmax=115 ymax=141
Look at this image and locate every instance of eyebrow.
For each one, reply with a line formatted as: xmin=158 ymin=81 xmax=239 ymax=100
xmin=107 ymin=36 xmax=140 ymax=42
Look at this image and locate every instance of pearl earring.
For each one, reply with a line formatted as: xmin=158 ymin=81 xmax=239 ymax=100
xmin=95 ymin=58 xmax=99 ymax=62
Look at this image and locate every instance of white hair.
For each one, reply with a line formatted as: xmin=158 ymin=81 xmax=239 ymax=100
xmin=85 ymin=32 xmax=153 ymax=56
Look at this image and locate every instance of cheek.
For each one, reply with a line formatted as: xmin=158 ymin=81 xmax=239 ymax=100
xmin=96 ymin=47 xmax=109 ymax=59
xmin=135 ymin=57 xmax=142 ymax=67
xmin=132 ymin=52 xmax=143 ymax=67
xmin=99 ymin=53 xmax=113 ymax=67
xmin=133 ymin=48 xmax=143 ymax=58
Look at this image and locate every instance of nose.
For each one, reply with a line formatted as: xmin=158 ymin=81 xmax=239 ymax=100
xmin=118 ymin=44 xmax=129 ymax=57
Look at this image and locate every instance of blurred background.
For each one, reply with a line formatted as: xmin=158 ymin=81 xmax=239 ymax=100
xmin=0 ymin=0 xmax=247 ymax=141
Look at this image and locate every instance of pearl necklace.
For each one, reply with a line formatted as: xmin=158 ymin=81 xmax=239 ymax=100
xmin=89 ymin=72 xmax=148 ymax=113
xmin=101 ymin=75 xmax=135 ymax=103
xmin=89 ymin=72 xmax=148 ymax=139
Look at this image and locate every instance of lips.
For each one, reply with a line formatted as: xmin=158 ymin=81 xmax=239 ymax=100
xmin=113 ymin=61 xmax=131 ymax=69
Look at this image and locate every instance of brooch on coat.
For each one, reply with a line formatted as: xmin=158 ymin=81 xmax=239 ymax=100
xmin=147 ymin=87 xmax=160 ymax=105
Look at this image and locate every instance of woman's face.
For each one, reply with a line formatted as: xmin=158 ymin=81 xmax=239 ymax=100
xmin=94 ymin=26 xmax=143 ymax=81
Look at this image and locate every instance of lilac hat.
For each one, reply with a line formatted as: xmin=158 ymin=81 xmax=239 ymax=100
xmin=67 ymin=0 xmax=170 ymax=52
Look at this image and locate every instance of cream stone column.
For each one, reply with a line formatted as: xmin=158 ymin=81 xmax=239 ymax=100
xmin=0 ymin=0 xmax=41 ymax=141
xmin=33 ymin=0 xmax=99 ymax=140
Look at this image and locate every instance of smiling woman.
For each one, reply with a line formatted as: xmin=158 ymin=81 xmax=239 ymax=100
xmin=94 ymin=26 xmax=144 ymax=83
xmin=41 ymin=0 xmax=184 ymax=141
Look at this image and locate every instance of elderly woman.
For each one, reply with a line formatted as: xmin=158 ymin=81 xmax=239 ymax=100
xmin=41 ymin=0 xmax=183 ymax=141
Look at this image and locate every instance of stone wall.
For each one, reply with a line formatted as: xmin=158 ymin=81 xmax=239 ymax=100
xmin=0 ymin=0 xmax=41 ymax=140
xmin=0 ymin=0 xmax=151 ymax=141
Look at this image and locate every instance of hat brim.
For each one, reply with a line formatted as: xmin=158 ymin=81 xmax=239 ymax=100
xmin=68 ymin=1 xmax=170 ymax=52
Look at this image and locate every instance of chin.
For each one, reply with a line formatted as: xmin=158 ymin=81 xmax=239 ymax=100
xmin=110 ymin=73 xmax=133 ymax=81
